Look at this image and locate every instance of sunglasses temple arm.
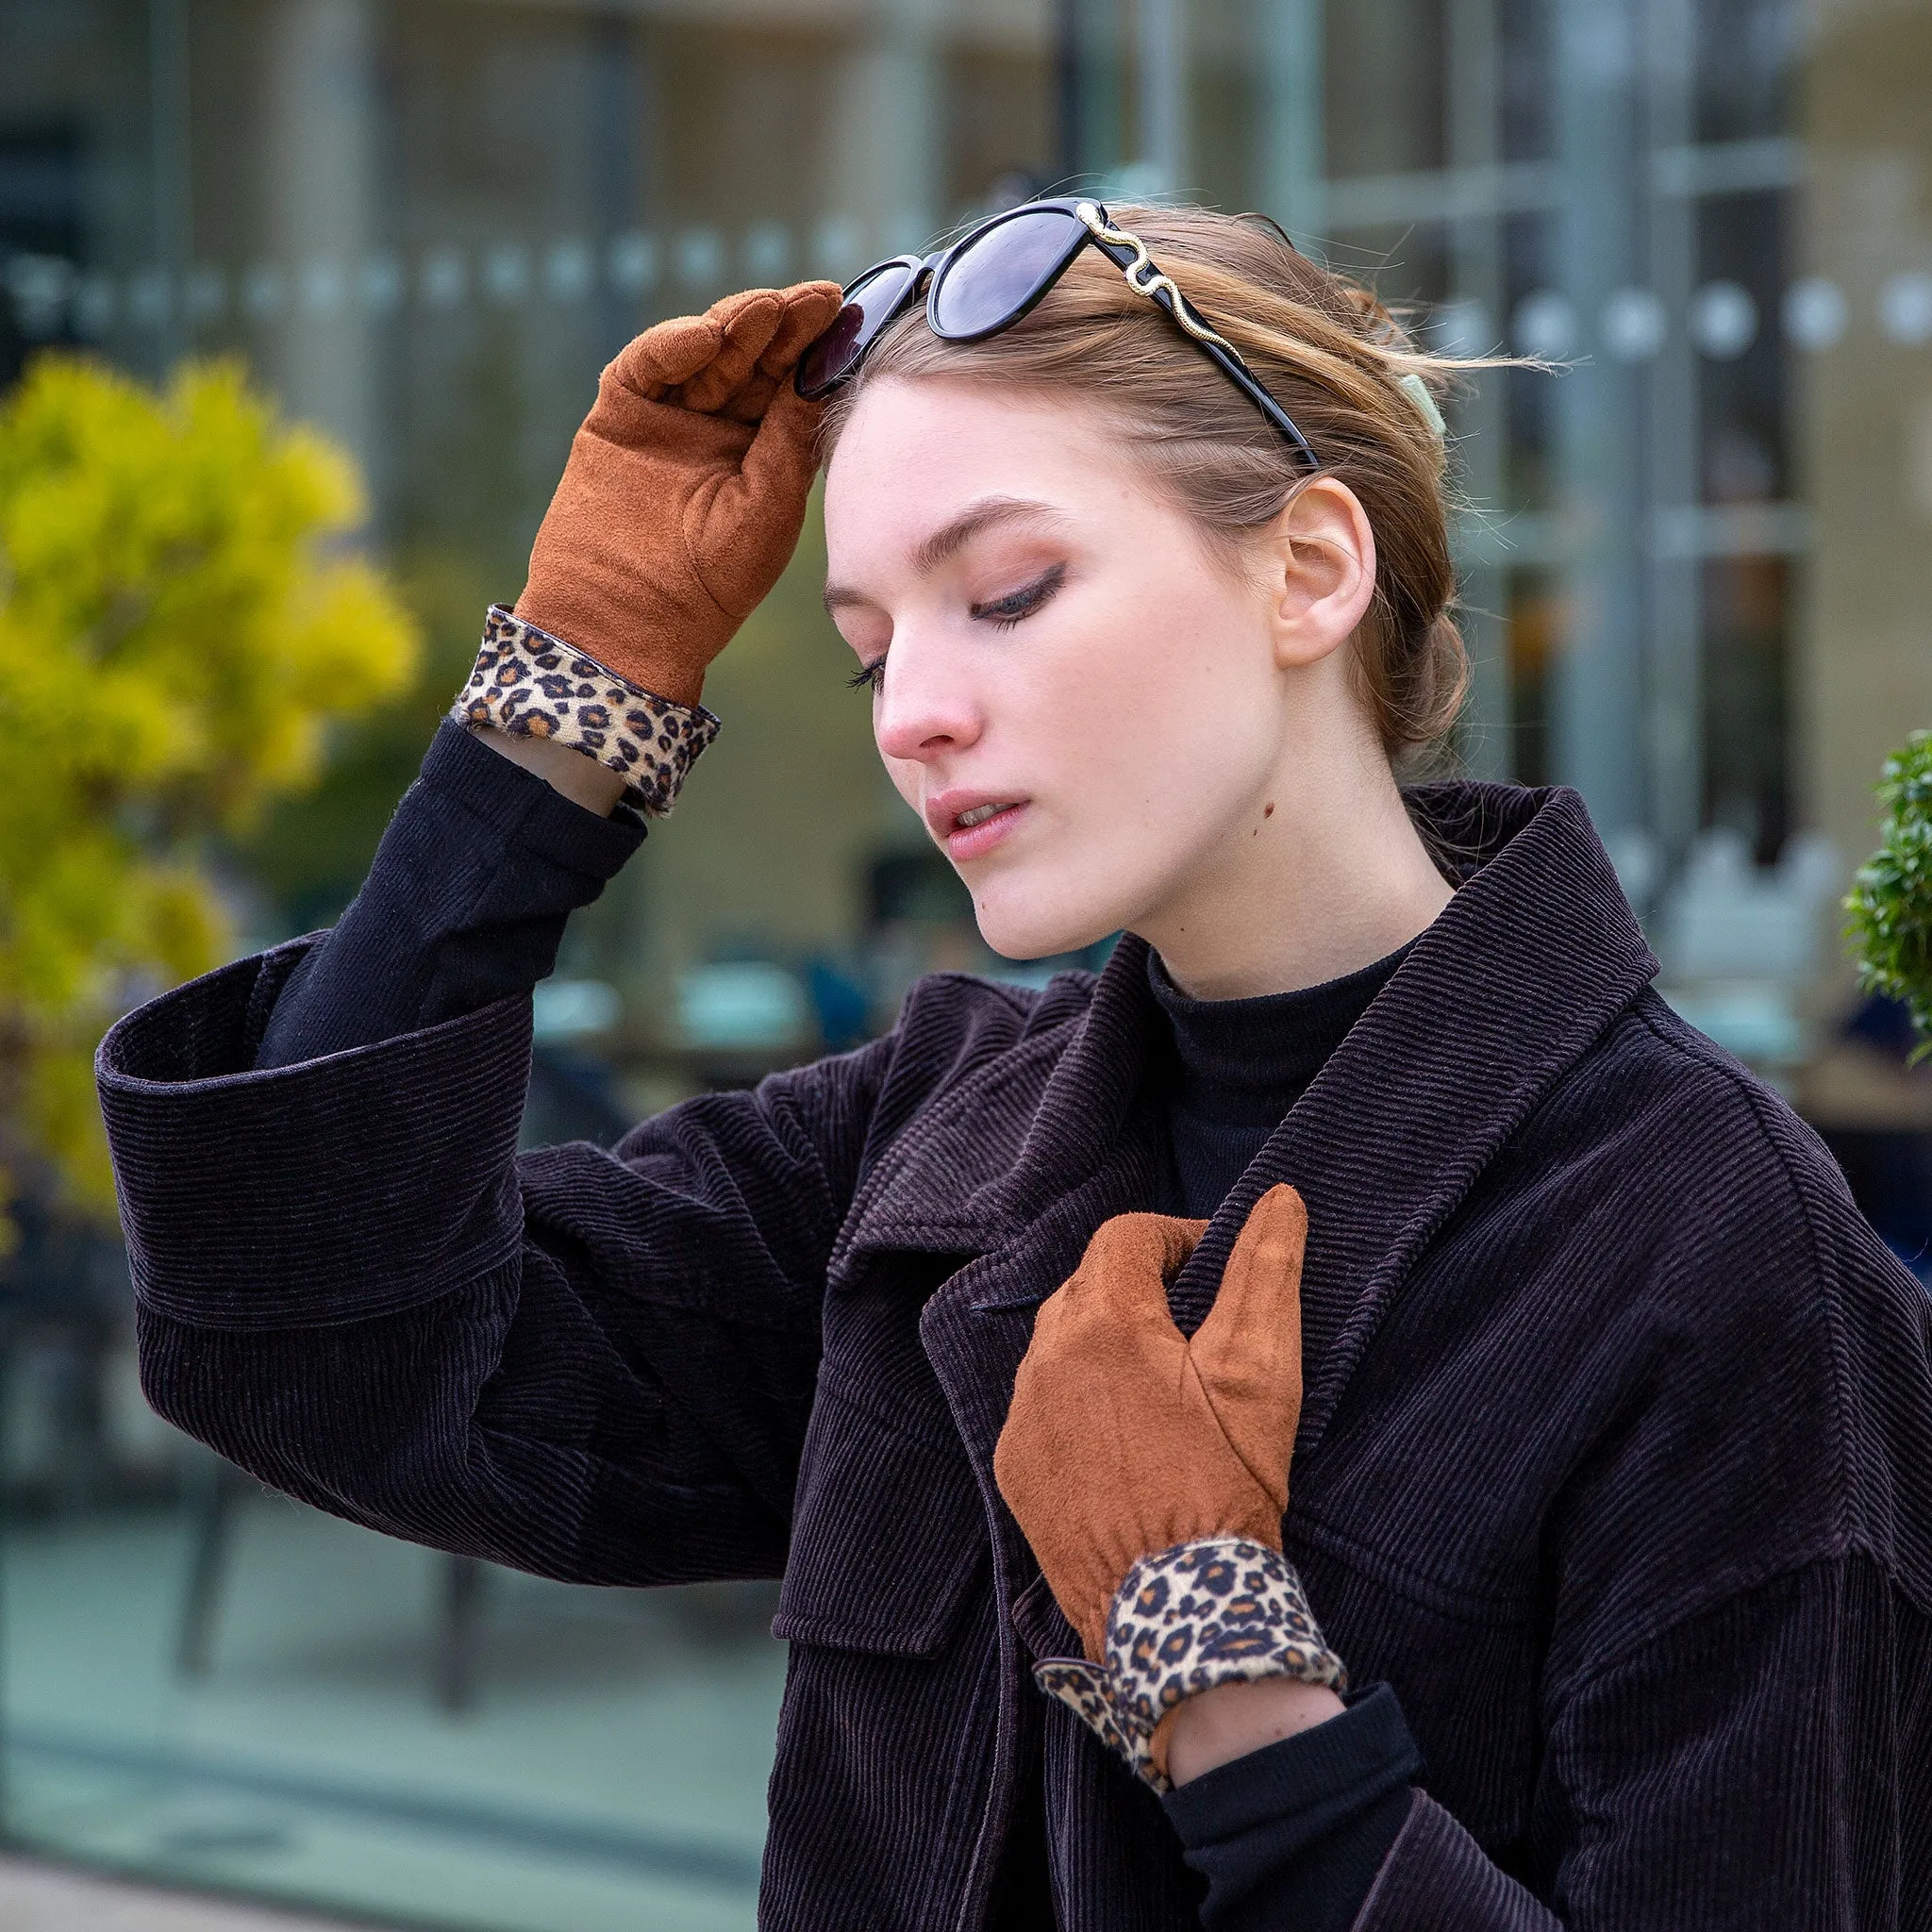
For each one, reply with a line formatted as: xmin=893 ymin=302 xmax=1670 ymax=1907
xmin=1087 ymin=229 xmax=1322 ymax=473
xmin=1196 ymin=336 xmax=1322 ymax=472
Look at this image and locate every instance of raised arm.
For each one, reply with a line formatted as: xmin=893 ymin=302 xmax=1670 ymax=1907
xmin=103 ymin=927 xmax=894 ymax=1584
xmin=98 ymin=281 xmax=881 ymax=1589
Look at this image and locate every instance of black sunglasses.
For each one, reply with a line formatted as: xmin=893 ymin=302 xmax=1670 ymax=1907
xmin=795 ymin=197 xmax=1321 ymax=473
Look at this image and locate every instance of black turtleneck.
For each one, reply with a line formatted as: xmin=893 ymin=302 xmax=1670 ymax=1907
xmin=1149 ymin=942 xmax=1412 ymax=1219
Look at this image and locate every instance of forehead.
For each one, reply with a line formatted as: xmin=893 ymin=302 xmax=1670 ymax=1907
xmin=822 ymin=376 xmax=1130 ymax=565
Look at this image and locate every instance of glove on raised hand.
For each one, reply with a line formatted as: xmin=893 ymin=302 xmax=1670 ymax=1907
xmin=993 ymin=1184 xmax=1345 ymax=1788
xmin=514 ymin=279 xmax=843 ymax=707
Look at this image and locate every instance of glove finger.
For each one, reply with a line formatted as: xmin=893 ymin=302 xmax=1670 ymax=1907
xmin=614 ymin=285 xmax=791 ymax=402
xmin=758 ymin=281 xmax=847 ymax=375
xmin=688 ymin=283 xmax=844 ymax=416
xmin=610 ymin=312 xmax=727 ymax=395
xmin=729 ymin=379 xmax=823 ymax=514
xmin=1191 ymin=1185 xmax=1307 ymax=1503
xmin=680 ymin=382 xmax=820 ymax=615
xmin=711 ymin=287 xmax=847 ymax=423
xmin=676 ymin=291 xmax=790 ymax=414
xmin=1016 ymin=1211 xmax=1203 ymax=1379
xmin=714 ymin=368 xmax=784 ymax=427
xmin=1064 ymin=1212 xmax=1207 ymax=1317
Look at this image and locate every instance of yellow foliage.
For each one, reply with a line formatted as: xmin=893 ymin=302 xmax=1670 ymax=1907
xmin=0 ymin=354 xmax=420 ymax=1229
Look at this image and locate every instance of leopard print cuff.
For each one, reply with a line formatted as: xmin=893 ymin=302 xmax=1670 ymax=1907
xmin=1034 ymin=1538 xmax=1346 ymax=1792
xmin=451 ymin=607 xmax=721 ymax=818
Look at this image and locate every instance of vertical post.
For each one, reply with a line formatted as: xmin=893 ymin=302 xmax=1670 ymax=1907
xmin=1259 ymin=0 xmax=1325 ymax=246
xmin=1446 ymin=0 xmax=1509 ymax=777
xmin=148 ymin=0 xmax=192 ymax=378
xmin=1550 ymin=0 xmax=1647 ymax=839
xmin=825 ymin=0 xmax=941 ymax=262
xmin=263 ymin=0 xmax=377 ymax=487
xmin=1138 ymin=0 xmax=1187 ymax=193
xmin=1641 ymin=0 xmax=1703 ymax=867
xmin=1056 ymin=0 xmax=1084 ymax=185
xmin=1076 ymin=0 xmax=1125 ymax=191
xmin=591 ymin=14 xmax=642 ymax=353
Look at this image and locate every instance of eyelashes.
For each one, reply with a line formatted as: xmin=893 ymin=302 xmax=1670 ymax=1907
xmin=972 ymin=561 xmax=1066 ymax=631
xmin=844 ymin=562 xmax=1069 ymax=698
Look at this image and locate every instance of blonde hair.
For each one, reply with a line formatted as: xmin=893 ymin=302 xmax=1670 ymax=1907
xmin=819 ymin=204 xmax=1480 ymax=759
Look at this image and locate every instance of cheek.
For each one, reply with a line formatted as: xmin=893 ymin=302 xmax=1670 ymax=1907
xmin=1041 ymin=576 xmax=1264 ymax=794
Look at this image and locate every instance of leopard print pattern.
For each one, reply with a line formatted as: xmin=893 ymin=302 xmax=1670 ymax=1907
xmin=1034 ymin=1537 xmax=1347 ymax=1791
xmin=451 ymin=607 xmax=720 ymax=818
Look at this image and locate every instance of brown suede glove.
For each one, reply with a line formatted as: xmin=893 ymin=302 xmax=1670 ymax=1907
xmin=995 ymin=1184 xmax=1342 ymax=1788
xmin=994 ymin=1185 xmax=1309 ymax=1661
xmin=514 ymin=279 xmax=843 ymax=708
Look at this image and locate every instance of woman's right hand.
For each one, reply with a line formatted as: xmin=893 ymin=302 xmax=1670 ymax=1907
xmin=514 ymin=279 xmax=844 ymax=708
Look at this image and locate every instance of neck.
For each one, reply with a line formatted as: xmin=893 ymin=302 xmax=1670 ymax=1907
xmin=1136 ymin=733 xmax=1453 ymax=1002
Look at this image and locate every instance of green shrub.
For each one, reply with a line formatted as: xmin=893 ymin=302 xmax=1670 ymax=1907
xmin=0 ymin=354 xmax=419 ymax=1235
xmin=1845 ymin=729 xmax=1932 ymax=1062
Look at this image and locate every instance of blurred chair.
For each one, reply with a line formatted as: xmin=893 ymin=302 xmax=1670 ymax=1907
xmin=174 ymin=1457 xmax=490 ymax=1714
xmin=1803 ymin=995 xmax=1932 ymax=1288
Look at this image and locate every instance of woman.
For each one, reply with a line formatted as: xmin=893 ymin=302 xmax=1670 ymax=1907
xmin=99 ymin=202 xmax=1931 ymax=1929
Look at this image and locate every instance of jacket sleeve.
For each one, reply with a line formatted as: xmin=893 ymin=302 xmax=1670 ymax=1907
xmin=1165 ymin=1552 xmax=1915 ymax=1930
xmin=1355 ymin=1552 xmax=1910 ymax=1929
xmin=99 ymin=941 xmax=898 ymax=1588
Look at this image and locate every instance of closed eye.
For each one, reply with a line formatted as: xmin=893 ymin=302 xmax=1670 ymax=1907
xmin=846 ymin=659 xmax=885 ymax=696
xmin=970 ymin=562 xmax=1066 ymax=631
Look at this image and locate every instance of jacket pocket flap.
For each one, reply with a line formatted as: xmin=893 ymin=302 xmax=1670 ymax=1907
xmin=774 ymin=1383 xmax=988 ymax=1657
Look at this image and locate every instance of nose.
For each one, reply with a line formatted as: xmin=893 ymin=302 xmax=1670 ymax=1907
xmin=872 ymin=634 xmax=985 ymax=766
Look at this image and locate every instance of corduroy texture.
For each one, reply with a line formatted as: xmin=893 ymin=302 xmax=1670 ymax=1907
xmin=513 ymin=280 xmax=841 ymax=707
xmin=99 ymin=781 xmax=1932 ymax=1930
xmin=995 ymin=1190 xmax=1307 ymax=1660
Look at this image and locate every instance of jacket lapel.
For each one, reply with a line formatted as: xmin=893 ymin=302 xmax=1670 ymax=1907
xmin=831 ymin=924 xmax=1166 ymax=1281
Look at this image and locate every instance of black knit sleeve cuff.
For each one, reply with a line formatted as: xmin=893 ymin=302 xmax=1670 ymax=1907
xmin=1162 ymin=1683 xmax=1423 ymax=1932
xmin=452 ymin=606 xmax=720 ymax=818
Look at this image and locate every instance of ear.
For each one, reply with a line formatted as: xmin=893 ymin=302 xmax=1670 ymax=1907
xmin=1255 ymin=477 xmax=1378 ymax=671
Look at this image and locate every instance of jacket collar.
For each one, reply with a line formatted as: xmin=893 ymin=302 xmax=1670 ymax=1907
xmin=841 ymin=782 xmax=1657 ymax=1444
xmin=828 ymin=930 xmax=1161 ymax=1277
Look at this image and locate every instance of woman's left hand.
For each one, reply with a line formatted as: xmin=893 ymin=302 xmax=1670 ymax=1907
xmin=994 ymin=1185 xmax=1309 ymax=1659
xmin=994 ymin=1185 xmax=1347 ymax=1786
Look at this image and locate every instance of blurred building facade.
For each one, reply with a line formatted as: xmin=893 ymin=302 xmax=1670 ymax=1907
xmin=1 ymin=1 xmax=1929 ymax=1924
xmin=5 ymin=0 xmax=1928 ymax=986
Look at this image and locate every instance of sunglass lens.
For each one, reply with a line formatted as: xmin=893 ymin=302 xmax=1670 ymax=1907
xmin=929 ymin=207 xmax=1088 ymax=340
xmin=796 ymin=259 xmax=922 ymax=398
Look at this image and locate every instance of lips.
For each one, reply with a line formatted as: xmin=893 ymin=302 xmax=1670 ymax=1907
xmin=925 ymin=789 xmax=1029 ymax=862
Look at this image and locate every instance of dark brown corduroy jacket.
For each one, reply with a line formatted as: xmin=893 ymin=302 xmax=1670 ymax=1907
xmin=100 ymin=782 xmax=1932 ymax=1929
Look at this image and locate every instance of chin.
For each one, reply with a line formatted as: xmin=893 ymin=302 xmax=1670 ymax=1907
xmin=967 ymin=874 xmax=1125 ymax=964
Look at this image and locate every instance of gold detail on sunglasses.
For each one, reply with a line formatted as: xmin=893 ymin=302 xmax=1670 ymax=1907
xmin=1074 ymin=202 xmax=1240 ymax=357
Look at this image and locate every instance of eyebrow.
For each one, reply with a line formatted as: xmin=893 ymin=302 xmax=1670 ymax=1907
xmin=822 ymin=496 xmax=1070 ymax=615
